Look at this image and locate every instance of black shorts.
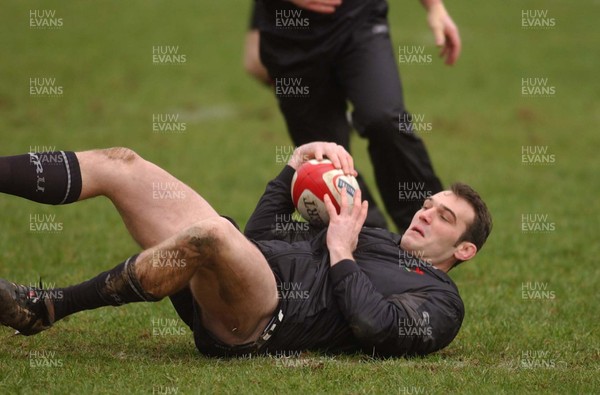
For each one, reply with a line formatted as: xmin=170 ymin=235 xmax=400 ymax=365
xmin=191 ymin=297 xmax=285 ymax=358
xmin=168 ymin=217 xmax=350 ymax=357
xmin=168 ymin=271 xmax=286 ymax=358
xmin=166 ymin=216 xmax=292 ymax=358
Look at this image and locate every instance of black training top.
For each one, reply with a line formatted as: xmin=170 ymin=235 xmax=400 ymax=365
xmin=244 ymin=166 xmax=464 ymax=357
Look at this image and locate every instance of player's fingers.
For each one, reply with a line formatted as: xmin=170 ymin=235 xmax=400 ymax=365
xmin=357 ymin=200 xmax=369 ymax=228
xmin=432 ymin=26 xmax=445 ymax=48
xmin=351 ymin=187 xmax=363 ymax=216
xmin=444 ymin=26 xmax=461 ymax=65
xmin=313 ymin=145 xmax=325 ymax=161
xmin=325 ymin=143 xmax=343 ymax=170
xmin=450 ymin=42 xmax=461 ymax=65
xmin=349 ymin=190 xmax=368 ymax=233
xmin=304 ymin=2 xmax=337 ymax=14
xmin=439 ymin=44 xmax=448 ymax=58
xmin=346 ymin=154 xmax=356 ymax=176
xmin=323 ymin=193 xmax=338 ymax=219
xmin=441 ymin=42 xmax=455 ymax=65
xmin=310 ymin=6 xmax=336 ymax=14
xmin=310 ymin=0 xmax=342 ymax=7
xmin=440 ymin=45 xmax=452 ymax=64
xmin=328 ymin=144 xmax=354 ymax=176
xmin=337 ymin=147 xmax=353 ymax=176
xmin=339 ymin=187 xmax=349 ymax=212
xmin=322 ymin=142 xmax=351 ymax=174
xmin=444 ymin=45 xmax=454 ymax=65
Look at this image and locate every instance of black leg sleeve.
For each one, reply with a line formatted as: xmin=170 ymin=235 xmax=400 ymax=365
xmin=0 ymin=151 xmax=82 ymax=205
xmin=52 ymin=255 xmax=159 ymax=322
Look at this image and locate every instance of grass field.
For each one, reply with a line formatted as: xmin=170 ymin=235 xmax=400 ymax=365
xmin=0 ymin=0 xmax=598 ymax=394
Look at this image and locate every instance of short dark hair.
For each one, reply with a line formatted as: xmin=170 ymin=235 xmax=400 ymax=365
xmin=450 ymin=182 xmax=493 ymax=269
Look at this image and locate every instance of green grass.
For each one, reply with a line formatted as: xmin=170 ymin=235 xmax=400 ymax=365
xmin=0 ymin=0 xmax=598 ymax=393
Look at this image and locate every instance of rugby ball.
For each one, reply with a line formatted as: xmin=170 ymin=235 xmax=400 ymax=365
xmin=291 ymin=159 xmax=360 ymax=226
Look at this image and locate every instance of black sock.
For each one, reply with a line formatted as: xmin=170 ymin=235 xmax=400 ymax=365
xmin=52 ymin=255 xmax=160 ymax=322
xmin=0 ymin=151 xmax=82 ymax=205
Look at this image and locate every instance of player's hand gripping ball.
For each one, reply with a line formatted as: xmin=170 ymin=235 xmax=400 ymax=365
xmin=291 ymin=159 xmax=360 ymax=227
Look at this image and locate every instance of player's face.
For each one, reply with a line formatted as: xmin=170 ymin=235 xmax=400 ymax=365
xmin=400 ymin=191 xmax=476 ymax=266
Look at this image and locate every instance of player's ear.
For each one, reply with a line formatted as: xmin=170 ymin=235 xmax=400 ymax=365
xmin=453 ymin=241 xmax=477 ymax=262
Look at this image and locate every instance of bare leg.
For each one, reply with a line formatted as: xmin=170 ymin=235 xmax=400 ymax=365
xmin=76 ymin=148 xmax=277 ymax=344
xmin=0 ymin=147 xmax=277 ymax=344
xmin=76 ymin=147 xmax=220 ymax=249
xmin=132 ymin=216 xmax=278 ymax=345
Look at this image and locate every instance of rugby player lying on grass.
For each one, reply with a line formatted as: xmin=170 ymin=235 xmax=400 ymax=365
xmin=0 ymin=142 xmax=491 ymax=357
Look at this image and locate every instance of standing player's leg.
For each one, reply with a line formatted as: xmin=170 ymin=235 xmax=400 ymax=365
xmin=336 ymin=7 xmax=443 ymax=232
xmin=258 ymin=48 xmax=388 ymax=229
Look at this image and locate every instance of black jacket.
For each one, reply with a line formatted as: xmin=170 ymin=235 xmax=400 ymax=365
xmin=245 ymin=166 xmax=464 ymax=357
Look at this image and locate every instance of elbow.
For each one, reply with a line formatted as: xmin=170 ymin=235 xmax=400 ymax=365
xmin=349 ymin=316 xmax=388 ymax=344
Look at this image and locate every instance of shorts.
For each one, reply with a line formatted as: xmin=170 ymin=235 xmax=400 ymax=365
xmin=168 ymin=217 xmax=345 ymax=357
xmin=167 ymin=216 xmax=290 ymax=358
xmin=191 ymin=298 xmax=285 ymax=358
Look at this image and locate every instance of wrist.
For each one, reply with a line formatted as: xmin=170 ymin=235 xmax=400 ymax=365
xmin=287 ymin=148 xmax=310 ymax=170
xmin=287 ymin=152 xmax=303 ymax=170
xmin=329 ymin=246 xmax=354 ymax=265
xmin=421 ymin=0 xmax=444 ymax=11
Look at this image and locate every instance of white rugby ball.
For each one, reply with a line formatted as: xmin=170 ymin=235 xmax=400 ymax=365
xmin=291 ymin=159 xmax=360 ymax=226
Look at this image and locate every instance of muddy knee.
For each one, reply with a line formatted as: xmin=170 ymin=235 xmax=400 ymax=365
xmin=178 ymin=217 xmax=235 ymax=259
xmin=99 ymin=147 xmax=140 ymax=163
